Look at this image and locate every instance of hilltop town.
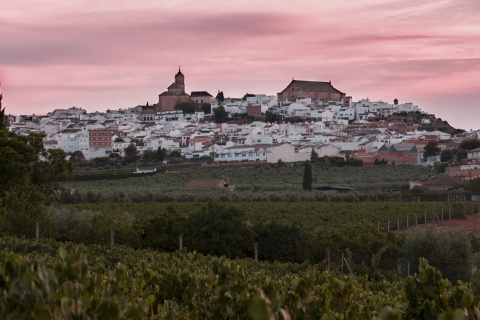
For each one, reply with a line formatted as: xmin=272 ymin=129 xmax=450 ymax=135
xmin=3 ymin=68 xmax=480 ymax=176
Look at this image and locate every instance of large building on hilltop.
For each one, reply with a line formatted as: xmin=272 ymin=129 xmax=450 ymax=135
xmin=157 ymin=68 xmax=190 ymax=112
xmin=277 ymin=79 xmax=346 ymax=103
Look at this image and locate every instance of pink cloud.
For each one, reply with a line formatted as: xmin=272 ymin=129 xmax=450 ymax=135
xmin=0 ymin=1 xmax=479 ymax=130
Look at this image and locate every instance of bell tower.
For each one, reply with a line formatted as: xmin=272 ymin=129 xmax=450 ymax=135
xmin=175 ymin=67 xmax=185 ymax=92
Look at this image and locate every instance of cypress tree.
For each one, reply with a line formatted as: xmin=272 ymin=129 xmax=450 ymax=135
xmin=302 ymin=161 xmax=312 ymax=191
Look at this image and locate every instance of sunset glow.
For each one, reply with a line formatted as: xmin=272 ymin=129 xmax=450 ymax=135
xmin=1 ymin=0 xmax=479 ymax=129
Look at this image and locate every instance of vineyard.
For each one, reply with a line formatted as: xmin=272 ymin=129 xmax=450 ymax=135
xmin=60 ymin=163 xmax=436 ymax=203
xmin=58 ymin=201 xmax=468 ymax=233
xmin=2 ymin=237 xmax=480 ymax=319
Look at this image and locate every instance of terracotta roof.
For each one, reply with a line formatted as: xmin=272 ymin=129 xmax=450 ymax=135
xmin=288 ymin=80 xmax=344 ymax=94
xmin=186 ymin=179 xmax=227 ymax=189
xmin=159 ymin=90 xmax=189 ymax=97
xmin=420 ymin=176 xmax=463 ymax=188
xmin=190 ymin=91 xmax=213 ymax=97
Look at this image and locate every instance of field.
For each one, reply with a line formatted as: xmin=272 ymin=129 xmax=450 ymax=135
xmin=4 ymin=159 xmax=480 ymax=319
xmin=62 ymin=163 xmax=435 ymax=202
xmin=2 ymin=237 xmax=480 ymax=319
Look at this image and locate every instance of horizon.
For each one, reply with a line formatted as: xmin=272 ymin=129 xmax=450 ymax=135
xmin=1 ymin=0 xmax=479 ymax=131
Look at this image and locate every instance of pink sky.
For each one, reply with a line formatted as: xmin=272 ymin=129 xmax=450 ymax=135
xmin=1 ymin=0 xmax=479 ymax=130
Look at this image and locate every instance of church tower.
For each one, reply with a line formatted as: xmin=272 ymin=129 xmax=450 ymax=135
xmin=157 ymin=67 xmax=190 ymax=112
xmin=174 ymin=67 xmax=185 ymax=93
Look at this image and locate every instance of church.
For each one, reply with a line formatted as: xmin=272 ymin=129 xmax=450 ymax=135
xmin=157 ymin=68 xmax=190 ymax=112
xmin=277 ymin=79 xmax=346 ymax=103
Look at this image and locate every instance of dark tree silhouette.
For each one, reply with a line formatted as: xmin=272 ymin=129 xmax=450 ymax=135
xmin=302 ymin=161 xmax=312 ymax=191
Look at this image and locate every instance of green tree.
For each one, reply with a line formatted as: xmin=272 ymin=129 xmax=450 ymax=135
xmin=200 ymin=103 xmax=211 ymax=114
xmin=214 ymin=106 xmax=229 ymax=123
xmin=302 ymin=161 xmax=312 ymax=191
xmin=175 ymin=100 xmax=198 ymax=113
xmin=0 ymin=129 xmax=72 ymax=239
xmin=315 ymin=222 xmax=402 ymax=264
xmin=254 ymin=223 xmax=310 ymax=263
xmin=423 ymin=141 xmax=441 ymax=160
xmin=70 ymin=150 xmax=86 ymax=162
xmin=216 ymin=91 xmax=225 ymax=103
xmin=403 ymin=227 xmax=473 ymax=281
xmin=310 ymin=148 xmax=319 ymax=161
xmin=0 ymin=131 xmax=72 ymax=195
xmin=31 ymin=148 xmax=73 ymax=191
xmin=440 ymin=149 xmax=454 ymax=162
xmin=459 ymin=139 xmax=480 ymax=151
xmin=124 ymin=143 xmax=139 ymax=164
xmin=265 ymin=111 xmax=281 ymax=123
xmin=185 ymin=203 xmax=254 ymax=259
xmin=142 ymin=150 xmax=156 ymax=163
xmin=156 ymin=147 xmax=166 ymax=162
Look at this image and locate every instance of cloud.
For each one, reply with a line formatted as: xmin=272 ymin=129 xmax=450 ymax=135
xmin=0 ymin=10 xmax=299 ymax=66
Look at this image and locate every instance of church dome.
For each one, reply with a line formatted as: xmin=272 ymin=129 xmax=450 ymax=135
xmin=175 ymin=68 xmax=184 ymax=78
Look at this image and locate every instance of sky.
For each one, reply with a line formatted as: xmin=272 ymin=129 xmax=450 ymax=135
xmin=1 ymin=0 xmax=479 ymax=130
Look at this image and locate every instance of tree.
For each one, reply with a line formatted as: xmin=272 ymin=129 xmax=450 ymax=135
xmin=393 ymin=98 xmax=398 ymax=105
xmin=459 ymin=139 xmax=480 ymax=151
xmin=214 ymin=105 xmax=229 ymax=123
xmin=310 ymin=148 xmax=319 ymax=161
xmin=156 ymin=147 xmax=166 ymax=162
xmin=265 ymin=111 xmax=281 ymax=123
xmin=0 ymin=130 xmax=72 ymax=195
xmin=254 ymin=223 xmax=310 ymax=263
xmin=175 ymin=100 xmax=198 ymax=113
xmin=200 ymin=103 xmax=211 ymax=114
xmin=185 ymin=203 xmax=254 ymax=259
xmin=0 ymin=129 xmax=72 ymax=239
xmin=403 ymin=227 xmax=473 ymax=281
xmin=142 ymin=150 xmax=156 ymax=163
xmin=423 ymin=141 xmax=441 ymax=160
xmin=0 ymin=90 xmax=7 ymax=130
xmin=70 ymin=150 xmax=86 ymax=162
xmin=216 ymin=91 xmax=225 ymax=103
xmin=31 ymin=148 xmax=73 ymax=190
xmin=440 ymin=149 xmax=454 ymax=162
xmin=302 ymin=161 xmax=312 ymax=191
xmin=124 ymin=143 xmax=139 ymax=164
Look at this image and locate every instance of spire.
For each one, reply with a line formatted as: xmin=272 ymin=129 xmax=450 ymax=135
xmin=176 ymin=67 xmax=184 ymax=78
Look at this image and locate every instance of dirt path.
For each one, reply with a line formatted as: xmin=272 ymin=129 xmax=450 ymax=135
xmin=430 ymin=212 xmax=480 ymax=236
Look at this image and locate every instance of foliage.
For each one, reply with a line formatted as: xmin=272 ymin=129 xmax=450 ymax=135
xmin=302 ymin=161 xmax=312 ymax=191
xmin=265 ymin=111 xmax=282 ymax=123
xmin=0 ymin=129 xmax=72 ymax=197
xmin=156 ymin=147 xmax=167 ymax=162
xmin=2 ymin=237 xmax=480 ymax=318
xmin=0 ymin=92 xmax=5 ymax=130
xmin=200 ymin=103 xmax=211 ymax=114
xmin=459 ymin=139 xmax=480 ymax=151
xmin=433 ymin=162 xmax=448 ymax=173
xmin=214 ymin=105 xmax=229 ymax=123
xmin=174 ymin=100 xmax=198 ymax=113
xmin=124 ymin=143 xmax=139 ymax=164
xmin=403 ymin=227 xmax=473 ymax=282
xmin=184 ymin=203 xmax=254 ymax=259
xmin=254 ymin=223 xmax=309 ymax=263
xmin=423 ymin=141 xmax=441 ymax=160
xmin=466 ymin=177 xmax=480 ymax=192
xmin=440 ymin=149 xmax=454 ymax=162
xmin=70 ymin=150 xmax=86 ymax=162
xmin=216 ymin=90 xmax=225 ymax=103
xmin=142 ymin=150 xmax=156 ymax=163
xmin=318 ymin=156 xmax=363 ymax=167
